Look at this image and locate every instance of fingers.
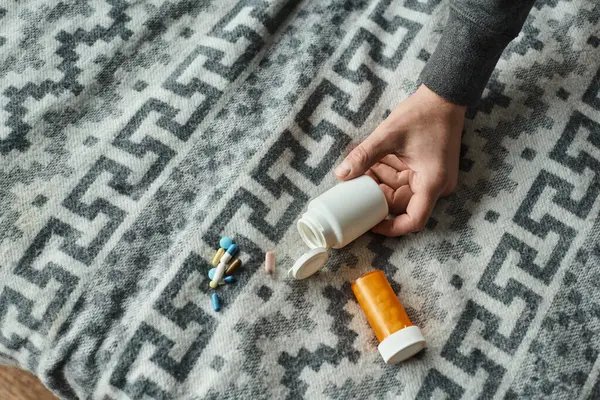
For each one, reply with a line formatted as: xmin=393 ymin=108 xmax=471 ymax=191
xmin=379 ymin=154 xmax=409 ymax=172
xmin=334 ymin=131 xmax=394 ymax=181
xmin=390 ymin=185 xmax=413 ymax=214
xmin=379 ymin=184 xmax=412 ymax=215
xmin=372 ymin=189 xmax=437 ymax=237
xmin=365 ymin=170 xmax=380 ymax=184
xmin=370 ymin=163 xmax=410 ymax=190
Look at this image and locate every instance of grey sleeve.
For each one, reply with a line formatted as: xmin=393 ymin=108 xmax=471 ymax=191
xmin=419 ymin=0 xmax=537 ymax=106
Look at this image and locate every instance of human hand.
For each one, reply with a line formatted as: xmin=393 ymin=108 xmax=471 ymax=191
xmin=334 ymin=84 xmax=466 ymax=237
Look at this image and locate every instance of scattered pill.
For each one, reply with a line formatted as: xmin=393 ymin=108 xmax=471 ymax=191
xmin=209 ymin=281 xmax=218 ymax=289
xmin=209 ymin=269 xmax=235 ymax=284
xmin=211 ymin=292 xmax=222 ymax=312
xmin=219 ymin=237 xmax=234 ymax=249
xmin=226 ymin=258 xmax=242 ymax=275
xmin=211 ymin=244 xmax=240 ymax=287
xmin=212 ymin=248 xmax=225 ymax=266
xmin=225 ymin=244 xmax=238 ymax=256
xmin=265 ymin=251 xmax=276 ymax=274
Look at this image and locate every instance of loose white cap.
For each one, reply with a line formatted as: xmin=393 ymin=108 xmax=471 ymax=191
xmin=289 ymin=248 xmax=328 ymax=279
xmin=378 ymin=325 xmax=426 ymax=364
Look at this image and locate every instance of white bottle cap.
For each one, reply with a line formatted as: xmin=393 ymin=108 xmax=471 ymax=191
xmin=378 ymin=325 xmax=426 ymax=364
xmin=289 ymin=248 xmax=328 ymax=279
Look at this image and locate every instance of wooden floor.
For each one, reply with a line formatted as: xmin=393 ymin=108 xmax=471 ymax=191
xmin=0 ymin=367 xmax=57 ymax=400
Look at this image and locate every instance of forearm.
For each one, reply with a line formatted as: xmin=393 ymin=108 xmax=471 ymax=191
xmin=419 ymin=0 xmax=537 ymax=106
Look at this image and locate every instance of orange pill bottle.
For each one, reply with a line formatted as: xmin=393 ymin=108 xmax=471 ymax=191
xmin=352 ymin=270 xmax=425 ymax=364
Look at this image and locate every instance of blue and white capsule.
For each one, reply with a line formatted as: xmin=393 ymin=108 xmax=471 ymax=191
xmin=213 ymin=237 xmax=234 ymax=266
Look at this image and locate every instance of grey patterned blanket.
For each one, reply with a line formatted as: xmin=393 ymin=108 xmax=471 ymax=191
xmin=1 ymin=0 xmax=600 ymax=398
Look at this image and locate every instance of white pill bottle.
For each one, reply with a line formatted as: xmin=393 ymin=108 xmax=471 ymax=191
xmin=290 ymin=175 xmax=389 ymax=279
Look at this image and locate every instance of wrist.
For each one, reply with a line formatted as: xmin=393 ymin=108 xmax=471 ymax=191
xmin=416 ymin=84 xmax=467 ymax=117
xmin=415 ymin=84 xmax=466 ymax=141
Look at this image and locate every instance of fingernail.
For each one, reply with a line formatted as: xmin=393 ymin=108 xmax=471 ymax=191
xmin=334 ymin=162 xmax=351 ymax=177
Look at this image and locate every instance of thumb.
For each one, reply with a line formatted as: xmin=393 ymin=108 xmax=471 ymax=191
xmin=334 ymin=131 xmax=393 ymax=180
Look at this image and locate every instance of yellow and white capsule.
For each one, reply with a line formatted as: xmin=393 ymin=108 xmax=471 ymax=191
xmin=212 ymin=248 xmax=225 ymax=266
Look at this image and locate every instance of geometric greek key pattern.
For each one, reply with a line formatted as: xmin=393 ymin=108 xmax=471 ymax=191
xmin=1 ymin=0 xmax=600 ymax=399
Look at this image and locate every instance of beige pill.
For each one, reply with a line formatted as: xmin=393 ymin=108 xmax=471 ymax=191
xmin=265 ymin=251 xmax=275 ymax=274
xmin=212 ymin=248 xmax=225 ymax=266
xmin=225 ymin=258 xmax=242 ymax=275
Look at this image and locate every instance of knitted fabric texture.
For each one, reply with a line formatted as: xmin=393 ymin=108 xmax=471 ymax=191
xmin=1 ymin=0 xmax=600 ymax=398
